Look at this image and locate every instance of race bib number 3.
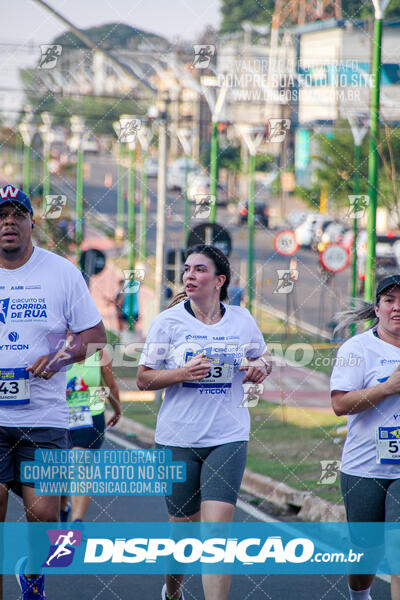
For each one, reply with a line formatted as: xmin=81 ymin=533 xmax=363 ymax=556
xmin=0 ymin=368 xmax=30 ymax=405
xmin=182 ymin=351 xmax=234 ymax=389
xmin=376 ymin=426 xmax=400 ymax=464
xmin=69 ymin=406 xmax=93 ymax=430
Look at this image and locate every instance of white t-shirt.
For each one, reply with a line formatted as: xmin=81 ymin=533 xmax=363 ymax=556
xmin=0 ymin=247 xmax=102 ymax=428
xmin=330 ymin=328 xmax=400 ymax=478
xmin=139 ymin=300 xmax=267 ymax=447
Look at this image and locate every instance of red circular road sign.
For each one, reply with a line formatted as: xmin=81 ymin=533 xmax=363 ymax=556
xmin=320 ymin=244 xmax=350 ymax=273
xmin=273 ymin=230 xmax=299 ymax=256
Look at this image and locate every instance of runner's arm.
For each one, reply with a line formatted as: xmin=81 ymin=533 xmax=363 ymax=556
xmin=331 ymin=380 xmax=396 ymax=416
xmin=28 ymin=321 xmax=107 ymax=378
xmin=100 ymin=347 xmax=121 ymax=427
xmin=137 ymin=354 xmax=211 ymax=391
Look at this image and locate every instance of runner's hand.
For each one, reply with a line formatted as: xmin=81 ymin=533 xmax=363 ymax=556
xmin=382 ymin=365 xmax=400 ymax=395
xmin=107 ymin=407 xmax=121 ymax=428
xmin=183 ymin=353 xmax=211 ymax=381
xmin=27 ymin=354 xmax=57 ymax=379
xmin=240 ymin=358 xmax=270 ymax=384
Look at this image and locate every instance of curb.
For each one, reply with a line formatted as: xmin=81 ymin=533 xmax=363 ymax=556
xmin=108 ymin=413 xmax=346 ymax=522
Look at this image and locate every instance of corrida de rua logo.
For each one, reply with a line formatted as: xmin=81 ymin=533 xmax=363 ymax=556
xmin=0 ymin=298 xmax=47 ymax=325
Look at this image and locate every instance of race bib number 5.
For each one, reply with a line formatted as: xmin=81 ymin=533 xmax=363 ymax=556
xmin=0 ymin=368 xmax=30 ymax=405
xmin=376 ymin=426 xmax=400 ymax=464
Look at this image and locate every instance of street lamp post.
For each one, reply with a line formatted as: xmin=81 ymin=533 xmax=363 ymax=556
xmin=18 ymin=113 xmax=36 ymax=196
xmin=39 ymin=112 xmax=54 ymax=247
xmin=200 ymin=76 xmax=229 ymax=224
xmin=154 ymin=94 xmax=169 ymax=317
xmin=347 ymin=116 xmax=369 ymax=336
xmin=176 ymin=127 xmax=193 ymax=244
xmin=364 ymin=0 xmax=391 ymax=302
xmin=127 ymin=140 xmax=137 ymax=331
xmin=138 ymin=124 xmax=153 ymax=263
xmin=236 ymin=124 xmax=265 ymax=313
xmin=113 ymin=115 xmax=141 ymax=330
xmin=70 ymin=115 xmax=86 ymax=264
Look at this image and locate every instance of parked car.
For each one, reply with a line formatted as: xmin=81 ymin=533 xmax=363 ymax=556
xmin=237 ymin=201 xmax=269 ymax=228
xmin=167 ymin=158 xmax=201 ymax=191
xmin=286 ymin=210 xmax=312 ymax=230
xmin=316 ymin=221 xmax=347 ymax=252
xmin=295 ymin=213 xmax=332 ymax=248
xmin=187 ymin=176 xmax=229 ymax=206
xmin=145 ymin=157 xmax=158 ymax=178
xmin=357 ymin=232 xmax=400 ymax=293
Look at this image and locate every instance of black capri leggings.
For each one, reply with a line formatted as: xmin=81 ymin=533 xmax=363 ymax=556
xmin=155 ymin=441 xmax=248 ymax=517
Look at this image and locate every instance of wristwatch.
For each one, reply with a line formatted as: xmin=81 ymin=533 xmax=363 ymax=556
xmin=258 ymin=355 xmax=272 ymax=372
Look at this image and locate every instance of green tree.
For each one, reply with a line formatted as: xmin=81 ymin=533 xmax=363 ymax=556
xmin=220 ymin=0 xmax=275 ymax=33
xmin=296 ymin=125 xmax=369 ymax=211
xmin=297 ymin=123 xmax=400 ymax=226
xmin=220 ymin=0 xmax=400 ymax=33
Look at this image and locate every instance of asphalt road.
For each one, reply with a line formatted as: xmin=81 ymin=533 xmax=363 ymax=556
xmin=3 ymin=433 xmax=390 ymax=600
xmin=55 ymin=154 xmax=351 ymax=334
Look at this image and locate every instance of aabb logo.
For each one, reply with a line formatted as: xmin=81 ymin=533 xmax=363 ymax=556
xmin=42 ymin=529 xmax=82 ymax=567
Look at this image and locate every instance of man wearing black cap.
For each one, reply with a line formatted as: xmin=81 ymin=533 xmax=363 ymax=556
xmin=0 ymin=185 xmax=106 ymax=599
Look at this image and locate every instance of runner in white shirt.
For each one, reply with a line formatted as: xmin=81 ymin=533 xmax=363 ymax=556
xmin=331 ymin=275 xmax=400 ymax=600
xmin=137 ymin=244 xmax=272 ymax=600
xmin=0 ymin=185 xmax=106 ymax=600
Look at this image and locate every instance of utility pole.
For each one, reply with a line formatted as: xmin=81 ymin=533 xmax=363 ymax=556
xmin=154 ymin=99 xmax=169 ymax=316
xmin=347 ymin=116 xmax=369 ymax=336
xmin=364 ymin=0 xmax=391 ymax=302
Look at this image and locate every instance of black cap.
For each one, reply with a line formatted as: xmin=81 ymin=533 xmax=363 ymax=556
xmin=0 ymin=185 xmax=33 ymax=216
xmin=376 ymin=275 xmax=400 ymax=299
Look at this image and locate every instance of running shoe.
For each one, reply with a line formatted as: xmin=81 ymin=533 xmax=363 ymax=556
xmin=60 ymin=501 xmax=71 ymax=522
xmin=161 ymin=583 xmax=185 ymax=600
xmin=15 ymin=557 xmax=46 ymax=599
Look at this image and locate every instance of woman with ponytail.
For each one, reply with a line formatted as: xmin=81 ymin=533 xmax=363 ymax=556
xmin=331 ymin=275 xmax=400 ymax=600
xmin=137 ymin=245 xmax=272 ymax=600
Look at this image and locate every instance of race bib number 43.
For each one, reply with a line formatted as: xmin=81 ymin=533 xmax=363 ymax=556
xmin=376 ymin=426 xmax=400 ymax=464
xmin=0 ymin=368 xmax=30 ymax=405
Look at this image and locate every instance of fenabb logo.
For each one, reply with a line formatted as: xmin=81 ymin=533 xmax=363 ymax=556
xmin=43 ymin=529 xmax=82 ymax=567
xmin=84 ymin=536 xmax=315 ymax=565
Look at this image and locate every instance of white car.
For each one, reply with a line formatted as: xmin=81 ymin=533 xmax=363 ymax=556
xmin=167 ymin=158 xmax=201 ymax=191
xmin=295 ymin=213 xmax=331 ymax=248
xmin=144 ymin=157 xmax=158 ymax=178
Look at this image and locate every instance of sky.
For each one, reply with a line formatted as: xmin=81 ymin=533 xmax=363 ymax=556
xmin=1 ymin=0 xmax=222 ymax=121
xmin=5 ymin=0 xmax=222 ymax=44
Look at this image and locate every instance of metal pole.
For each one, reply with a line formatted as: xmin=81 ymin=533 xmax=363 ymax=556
xmin=117 ymin=144 xmax=124 ymax=235
xmin=23 ymin=144 xmax=31 ymax=195
xmin=248 ymin=152 xmax=256 ymax=313
xmin=209 ymin=121 xmax=218 ymax=224
xmin=154 ymin=119 xmax=168 ymax=316
xmin=128 ymin=146 xmax=136 ymax=331
xmin=350 ymin=143 xmax=361 ymax=337
xmin=364 ymin=15 xmax=383 ymax=302
xmin=75 ymin=147 xmax=83 ymax=264
xmin=139 ymin=147 xmax=148 ymax=262
xmin=184 ymin=155 xmax=190 ymax=245
xmin=42 ymin=142 xmax=50 ymax=247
